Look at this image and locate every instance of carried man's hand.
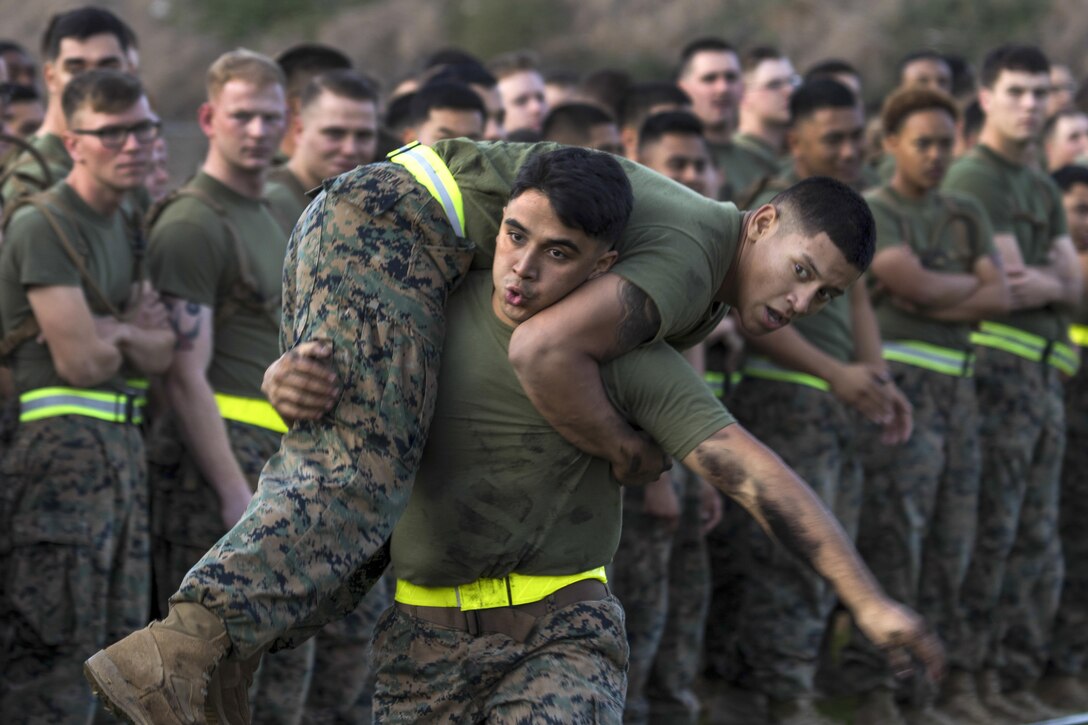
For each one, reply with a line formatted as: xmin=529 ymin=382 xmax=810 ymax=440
xmin=854 ymin=597 xmax=945 ymax=684
xmin=611 ymin=430 xmax=671 ymax=486
xmin=263 ymin=340 xmax=340 ymax=423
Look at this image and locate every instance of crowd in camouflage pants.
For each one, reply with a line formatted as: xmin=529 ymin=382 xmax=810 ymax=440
xmin=0 ymin=417 xmax=148 ymax=724
xmin=149 ymin=414 xmax=316 ymax=724
xmin=612 ymin=463 xmax=711 ymax=725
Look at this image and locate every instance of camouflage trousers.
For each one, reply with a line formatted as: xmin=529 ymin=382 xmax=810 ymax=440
xmin=150 ymin=414 xmax=316 ymax=725
xmin=0 ymin=416 xmax=149 ymax=724
xmin=721 ymin=378 xmax=863 ymax=702
xmin=612 ymin=464 xmax=710 ymax=725
xmin=172 ymin=163 xmax=474 ymax=658
xmin=844 ymin=362 xmax=980 ymax=695
xmin=959 ymin=347 xmax=1064 ymax=687
xmin=372 ymin=595 xmax=628 ymax=723
xmin=1050 ymin=362 xmax=1088 ymax=676
xmin=302 ymin=575 xmax=392 ymax=725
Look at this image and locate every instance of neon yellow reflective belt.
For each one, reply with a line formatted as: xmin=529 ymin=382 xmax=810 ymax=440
xmin=214 ymin=393 xmax=287 ymax=434
xmin=1048 ymin=341 xmax=1080 ymax=376
xmin=1071 ymin=324 xmax=1088 ymax=348
xmin=395 ymin=566 xmax=608 ymax=611
xmin=741 ymin=355 xmax=830 ymax=392
xmin=387 ymin=142 xmax=466 ymax=238
xmin=19 ymin=386 xmax=146 ymax=424
xmin=971 ymin=322 xmax=1046 ymax=362
xmin=704 ymin=371 xmax=725 ymax=399
xmin=882 ymin=341 xmax=974 ymax=377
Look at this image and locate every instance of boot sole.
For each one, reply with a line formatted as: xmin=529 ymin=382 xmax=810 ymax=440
xmin=84 ymin=651 xmax=155 ymax=725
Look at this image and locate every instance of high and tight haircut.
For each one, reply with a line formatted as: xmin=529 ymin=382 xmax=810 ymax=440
xmin=677 ymin=37 xmax=736 ymax=79
xmin=804 ymin=58 xmax=860 ymax=83
xmin=407 ymin=81 xmax=485 ymax=126
xmin=299 ymin=69 xmax=376 ymax=113
xmin=61 ymin=68 xmax=143 ymax=124
xmin=384 ymin=92 xmax=415 ymax=135
xmin=1043 ymin=108 xmax=1086 ymax=141
xmin=880 ymin=87 xmax=959 ymax=136
xmin=423 ymin=47 xmax=482 ymax=70
xmin=207 ymin=48 xmax=286 ymax=101
xmin=789 ymin=79 xmax=857 ymax=125
xmin=1051 ymin=164 xmax=1088 ymax=192
xmin=769 ymin=176 xmax=876 ymax=270
xmin=638 ymin=110 xmax=704 ymax=152
xmin=510 ymin=146 xmax=633 ymax=246
xmin=41 ymin=6 xmax=133 ymax=61
xmin=619 ymin=81 xmax=691 ymax=129
xmin=742 ymin=45 xmax=784 ymax=74
xmin=0 ymin=40 xmax=29 ymax=56
xmin=962 ymin=99 xmax=985 ymax=139
xmin=486 ymin=50 xmax=542 ymax=81
xmin=897 ymin=50 xmax=948 ymax=78
xmin=275 ymin=43 xmax=351 ymax=98
xmin=979 ymin=44 xmax=1049 ymax=89
xmin=944 ymin=53 xmax=977 ymax=98
xmin=541 ymin=102 xmax=616 ymax=146
xmin=426 ymin=62 xmax=497 ymax=90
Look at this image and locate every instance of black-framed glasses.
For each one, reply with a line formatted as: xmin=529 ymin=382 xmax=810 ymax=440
xmin=71 ymin=119 xmax=162 ymax=149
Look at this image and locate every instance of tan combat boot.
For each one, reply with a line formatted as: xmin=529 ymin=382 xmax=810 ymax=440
xmin=84 ymin=603 xmax=231 ymax=725
xmin=1036 ymin=672 xmax=1088 ymax=713
xmin=975 ymin=669 xmax=1031 ymax=723
xmin=937 ymin=669 xmax=1010 ymax=725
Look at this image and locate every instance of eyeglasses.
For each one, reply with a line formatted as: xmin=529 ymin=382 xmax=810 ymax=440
xmin=756 ymin=74 xmax=802 ymax=92
xmin=71 ymin=119 xmax=162 ymax=149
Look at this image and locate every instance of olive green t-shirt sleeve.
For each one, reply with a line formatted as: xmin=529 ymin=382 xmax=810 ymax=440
xmin=148 ymin=215 xmax=229 ymax=307
xmin=1044 ymin=175 xmax=1069 ymax=240
xmin=603 ymin=342 xmax=735 ymax=460
xmin=959 ymin=194 xmax=997 ymax=260
xmin=943 ymin=160 xmax=1012 ymax=233
xmin=870 ymin=199 xmax=906 ymax=253
xmin=6 ymin=207 xmax=83 ymax=288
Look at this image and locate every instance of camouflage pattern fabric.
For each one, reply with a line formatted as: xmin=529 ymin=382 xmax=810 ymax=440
xmin=1050 ymin=363 xmax=1088 ymax=677
xmin=724 ymin=378 xmax=863 ymax=703
xmin=0 ymin=417 xmax=148 ymax=724
xmin=302 ymin=575 xmax=393 ymax=725
xmin=371 ymin=596 xmax=628 ymax=723
xmin=171 ymin=162 xmax=475 ymax=658
xmin=958 ymin=347 xmax=1064 ymax=688
xmin=150 ymin=414 xmax=316 ymax=724
xmin=844 ymin=362 xmax=980 ymax=698
xmin=645 ymin=465 xmax=712 ymax=725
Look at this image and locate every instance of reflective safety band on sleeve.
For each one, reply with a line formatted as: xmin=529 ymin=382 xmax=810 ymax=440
xmin=882 ymin=341 xmax=974 ymax=377
xmin=1070 ymin=324 xmax=1088 ymax=349
xmin=387 ymin=142 xmax=466 ymax=238
xmin=19 ymin=386 xmax=146 ymax=424
xmin=395 ymin=566 xmax=608 ymax=611
xmin=741 ymin=355 xmax=830 ymax=392
xmin=214 ymin=393 xmax=288 ymax=434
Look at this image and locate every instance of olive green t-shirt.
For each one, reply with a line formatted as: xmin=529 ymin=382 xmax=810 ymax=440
xmin=731 ymin=133 xmax=783 ymax=203
xmin=0 ymin=182 xmax=136 ymax=392
xmin=391 ymin=272 xmax=735 ymax=586
xmin=749 ymin=167 xmax=856 ymax=363
xmin=148 ymin=171 xmax=288 ymax=398
xmin=0 ymin=132 xmax=72 ymax=208
xmin=867 ymin=186 xmax=996 ymax=349
xmin=942 ymin=143 xmax=1070 ymax=340
xmin=264 ymin=166 xmax=310 ymax=236
xmin=708 ymin=137 xmax=782 ymax=204
xmin=434 ymin=139 xmax=740 ymax=348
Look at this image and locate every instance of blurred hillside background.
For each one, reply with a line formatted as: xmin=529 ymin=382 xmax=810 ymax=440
xmin=5 ymin=0 xmax=1086 ymax=175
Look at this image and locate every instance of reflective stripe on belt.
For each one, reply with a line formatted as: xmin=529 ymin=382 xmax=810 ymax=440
xmin=741 ymin=355 xmax=830 ymax=392
xmin=214 ymin=393 xmax=288 ymax=433
xmin=972 ymin=321 xmax=1080 ymax=374
xmin=1071 ymin=324 xmax=1088 ymax=348
xmin=394 ymin=566 xmax=608 ymax=611
xmin=19 ymin=386 xmax=146 ymax=424
xmin=882 ymin=341 xmax=974 ymax=377
xmin=387 ymin=142 xmax=466 ymax=238
xmin=704 ymin=371 xmax=724 ymax=399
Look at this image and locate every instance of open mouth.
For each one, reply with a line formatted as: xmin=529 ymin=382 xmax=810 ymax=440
xmin=765 ymin=305 xmax=788 ymax=330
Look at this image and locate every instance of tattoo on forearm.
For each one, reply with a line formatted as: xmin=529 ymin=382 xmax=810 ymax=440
xmin=165 ymin=298 xmax=202 ymax=351
xmin=609 ymin=281 xmax=661 ymax=356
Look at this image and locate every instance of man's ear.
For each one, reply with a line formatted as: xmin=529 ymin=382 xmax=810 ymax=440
xmin=400 ymin=125 xmax=418 ymax=145
xmin=621 ymin=126 xmax=639 ymax=160
xmin=43 ymin=61 xmax=60 ymax=97
xmin=882 ymin=131 xmax=899 ymax=156
xmin=588 ymin=249 xmax=619 ymax=279
xmin=748 ymin=203 xmax=779 ymax=242
xmin=197 ymin=102 xmax=215 ymax=138
xmin=978 ymin=87 xmax=993 ymax=116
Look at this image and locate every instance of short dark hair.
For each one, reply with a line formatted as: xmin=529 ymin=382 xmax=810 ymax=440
xmin=384 ymin=92 xmax=415 ymax=135
xmin=897 ymin=50 xmax=948 ymax=79
xmin=41 ymin=6 xmax=133 ymax=61
xmin=742 ymin=45 xmax=784 ymax=74
xmin=677 ymin=37 xmax=737 ymax=78
xmin=542 ymin=102 xmax=615 ymax=146
xmin=1043 ymin=108 xmax=1086 ymax=141
xmin=426 ymin=62 xmax=497 ymax=90
xmin=577 ymin=68 xmax=631 ymax=119
xmin=804 ymin=59 xmax=860 ymax=83
xmin=0 ymin=40 xmax=30 ymax=56
xmin=979 ymin=45 xmax=1049 ymax=89
xmin=299 ymin=69 xmax=376 ymax=111
xmin=789 ymin=79 xmax=857 ymax=125
xmin=880 ymin=87 xmax=958 ymax=136
xmin=961 ymin=99 xmax=985 ymax=142
xmin=638 ymin=110 xmax=704 ymax=151
xmin=619 ymin=82 xmax=691 ymax=129
xmin=275 ymin=43 xmax=352 ymax=99
xmin=944 ymin=53 xmax=977 ymax=98
xmin=510 ymin=147 xmax=633 ymax=246
xmin=1052 ymin=164 xmax=1088 ymax=191
xmin=423 ymin=48 xmax=482 ymax=70
xmin=408 ymin=81 xmax=485 ymax=126
xmin=62 ymin=68 xmax=143 ymax=123
xmin=770 ymin=176 xmax=875 ymax=270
